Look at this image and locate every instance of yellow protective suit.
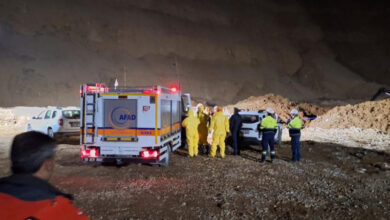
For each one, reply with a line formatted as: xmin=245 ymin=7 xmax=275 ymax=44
xmin=209 ymin=111 xmax=230 ymax=158
xmin=197 ymin=105 xmax=209 ymax=145
xmin=182 ymin=109 xmax=200 ymax=157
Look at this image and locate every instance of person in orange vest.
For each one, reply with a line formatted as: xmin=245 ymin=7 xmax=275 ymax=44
xmin=0 ymin=131 xmax=88 ymax=220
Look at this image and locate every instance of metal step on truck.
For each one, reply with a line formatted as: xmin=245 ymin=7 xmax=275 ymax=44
xmin=80 ymin=83 xmax=191 ymax=167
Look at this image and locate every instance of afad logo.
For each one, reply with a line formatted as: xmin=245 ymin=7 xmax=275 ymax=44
xmin=109 ymin=107 xmax=136 ymax=130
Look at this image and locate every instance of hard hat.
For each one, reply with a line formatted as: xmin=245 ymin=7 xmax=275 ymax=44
xmin=266 ymin=107 xmax=274 ymax=114
xmin=290 ymin=109 xmax=299 ymax=115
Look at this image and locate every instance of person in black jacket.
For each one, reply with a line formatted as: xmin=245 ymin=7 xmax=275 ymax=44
xmin=229 ymin=108 xmax=243 ymax=155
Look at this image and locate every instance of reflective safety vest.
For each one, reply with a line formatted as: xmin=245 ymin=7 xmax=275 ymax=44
xmin=260 ymin=116 xmax=277 ymax=130
xmin=288 ymin=116 xmax=302 ymax=129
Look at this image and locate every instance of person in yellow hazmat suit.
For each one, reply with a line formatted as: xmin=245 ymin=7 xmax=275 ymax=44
xmin=209 ymin=106 xmax=230 ymax=158
xmin=182 ymin=109 xmax=200 ymax=157
xmin=197 ymin=104 xmax=210 ymax=154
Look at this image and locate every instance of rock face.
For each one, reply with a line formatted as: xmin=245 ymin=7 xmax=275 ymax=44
xmin=0 ymin=0 xmax=387 ymax=106
xmin=301 ymin=0 xmax=390 ymax=85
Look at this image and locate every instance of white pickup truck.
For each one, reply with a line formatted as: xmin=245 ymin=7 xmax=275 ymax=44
xmin=26 ymin=107 xmax=80 ymax=138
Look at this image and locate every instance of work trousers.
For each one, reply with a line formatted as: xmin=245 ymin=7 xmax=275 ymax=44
xmin=291 ymin=134 xmax=301 ymax=161
xmin=232 ymin=130 xmax=240 ymax=155
xmin=261 ymin=132 xmax=275 ymax=161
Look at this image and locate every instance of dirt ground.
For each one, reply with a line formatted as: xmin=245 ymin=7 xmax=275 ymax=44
xmin=0 ymin=136 xmax=389 ymax=219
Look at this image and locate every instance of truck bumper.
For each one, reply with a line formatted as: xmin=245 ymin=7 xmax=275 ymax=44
xmin=82 ymin=156 xmax=159 ymax=164
xmin=54 ymin=132 xmax=80 ymax=139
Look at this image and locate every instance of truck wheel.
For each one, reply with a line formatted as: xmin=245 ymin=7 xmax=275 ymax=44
xmin=47 ymin=128 xmax=54 ymax=138
xmin=161 ymin=146 xmax=171 ymax=167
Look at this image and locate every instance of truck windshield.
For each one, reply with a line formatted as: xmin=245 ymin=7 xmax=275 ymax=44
xmin=241 ymin=115 xmax=259 ymax=124
xmin=63 ymin=110 xmax=80 ymax=119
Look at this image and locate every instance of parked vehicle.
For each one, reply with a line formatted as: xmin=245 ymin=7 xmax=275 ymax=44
xmin=228 ymin=111 xmax=282 ymax=147
xmin=26 ymin=107 xmax=80 ymax=138
xmin=79 ymin=83 xmax=190 ymax=167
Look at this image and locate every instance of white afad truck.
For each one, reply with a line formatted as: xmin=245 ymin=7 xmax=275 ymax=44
xmin=80 ymin=83 xmax=191 ymax=167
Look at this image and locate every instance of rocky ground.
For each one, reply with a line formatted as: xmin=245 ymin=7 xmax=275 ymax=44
xmin=0 ymin=135 xmax=389 ymax=219
xmin=1 ymin=96 xmax=389 ymax=219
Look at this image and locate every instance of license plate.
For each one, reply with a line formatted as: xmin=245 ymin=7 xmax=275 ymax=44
xmin=71 ymin=122 xmax=80 ymax=127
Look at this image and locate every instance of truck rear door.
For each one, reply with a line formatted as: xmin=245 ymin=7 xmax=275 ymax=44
xmin=103 ymin=99 xmax=138 ymax=138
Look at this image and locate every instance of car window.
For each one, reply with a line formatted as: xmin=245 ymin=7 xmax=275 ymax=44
xmin=62 ymin=110 xmax=80 ymax=119
xmin=240 ymin=115 xmax=259 ymax=124
xmin=36 ymin=111 xmax=45 ymax=119
xmin=44 ymin=110 xmax=52 ymax=119
xmin=52 ymin=111 xmax=57 ymax=118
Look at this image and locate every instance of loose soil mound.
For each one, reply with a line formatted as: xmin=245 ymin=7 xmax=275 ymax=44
xmin=0 ymin=109 xmax=28 ymax=135
xmin=226 ymin=94 xmax=328 ymax=121
xmin=0 ymin=107 xmax=44 ymax=135
xmin=309 ymin=99 xmax=390 ymax=133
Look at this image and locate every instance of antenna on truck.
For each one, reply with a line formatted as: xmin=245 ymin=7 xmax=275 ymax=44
xmin=114 ymin=78 xmax=119 ymax=90
xmin=174 ymin=55 xmax=181 ymax=89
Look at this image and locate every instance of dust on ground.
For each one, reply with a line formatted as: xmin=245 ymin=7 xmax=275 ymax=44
xmin=0 ymin=138 xmax=389 ymax=219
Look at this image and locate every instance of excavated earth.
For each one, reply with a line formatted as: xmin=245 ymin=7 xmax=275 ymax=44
xmin=309 ymin=98 xmax=390 ymax=134
xmin=225 ymin=94 xmax=329 ymax=121
xmin=0 ymin=136 xmax=389 ymax=219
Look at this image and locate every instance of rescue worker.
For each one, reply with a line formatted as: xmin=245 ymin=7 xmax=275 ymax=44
xmin=259 ymin=108 xmax=277 ymax=162
xmin=213 ymin=106 xmax=218 ymax=115
xmin=209 ymin=106 xmax=230 ymax=158
xmin=229 ymin=108 xmax=243 ymax=155
xmin=0 ymin=131 xmax=88 ymax=219
xmin=182 ymin=109 xmax=200 ymax=157
xmin=197 ymin=104 xmax=209 ymax=154
xmin=288 ymin=109 xmax=303 ymax=162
